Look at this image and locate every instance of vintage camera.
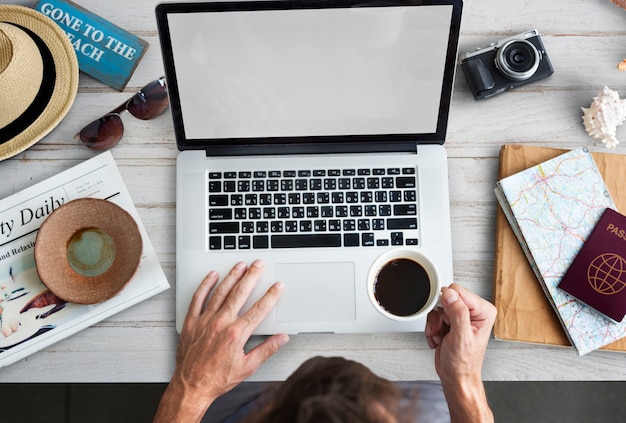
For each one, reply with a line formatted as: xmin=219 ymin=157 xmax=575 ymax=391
xmin=459 ymin=29 xmax=554 ymax=100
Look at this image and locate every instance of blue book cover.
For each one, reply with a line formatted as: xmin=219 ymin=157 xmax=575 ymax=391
xmin=35 ymin=0 xmax=148 ymax=90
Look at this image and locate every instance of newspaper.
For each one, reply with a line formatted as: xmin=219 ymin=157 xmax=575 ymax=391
xmin=0 ymin=152 xmax=170 ymax=368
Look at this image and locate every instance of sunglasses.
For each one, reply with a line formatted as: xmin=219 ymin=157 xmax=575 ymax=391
xmin=77 ymin=77 xmax=169 ymax=150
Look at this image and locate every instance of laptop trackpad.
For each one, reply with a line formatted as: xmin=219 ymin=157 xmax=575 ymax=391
xmin=274 ymin=262 xmax=356 ymax=323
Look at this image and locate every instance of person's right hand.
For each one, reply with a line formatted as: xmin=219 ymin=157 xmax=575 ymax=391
xmin=425 ymin=283 xmax=496 ymax=422
xmin=426 ymin=283 xmax=496 ymax=383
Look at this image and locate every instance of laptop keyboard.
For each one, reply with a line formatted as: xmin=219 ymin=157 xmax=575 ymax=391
xmin=207 ymin=167 xmax=419 ymax=250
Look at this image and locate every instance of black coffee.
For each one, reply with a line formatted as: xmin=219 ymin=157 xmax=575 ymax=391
xmin=374 ymin=258 xmax=431 ymax=316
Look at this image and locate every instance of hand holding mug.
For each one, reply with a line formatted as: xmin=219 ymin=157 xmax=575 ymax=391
xmin=367 ymin=248 xmax=441 ymax=321
xmin=425 ymin=283 xmax=496 ymax=387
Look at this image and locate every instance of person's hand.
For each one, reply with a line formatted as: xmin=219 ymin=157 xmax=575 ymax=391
xmin=425 ymin=283 xmax=496 ymax=423
xmin=154 ymin=260 xmax=289 ymax=422
xmin=425 ymin=283 xmax=496 ymax=383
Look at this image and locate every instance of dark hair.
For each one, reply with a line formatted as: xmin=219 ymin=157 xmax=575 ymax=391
xmin=242 ymin=356 xmax=415 ymax=423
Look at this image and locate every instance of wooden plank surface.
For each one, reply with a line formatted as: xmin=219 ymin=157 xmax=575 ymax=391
xmin=2 ymin=0 xmax=626 ymax=382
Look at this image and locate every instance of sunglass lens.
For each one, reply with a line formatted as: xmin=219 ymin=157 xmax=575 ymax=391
xmin=127 ymin=79 xmax=169 ymax=120
xmin=79 ymin=114 xmax=124 ymax=150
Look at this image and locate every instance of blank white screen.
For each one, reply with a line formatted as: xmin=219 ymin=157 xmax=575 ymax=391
xmin=168 ymin=5 xmax=452 ymax=139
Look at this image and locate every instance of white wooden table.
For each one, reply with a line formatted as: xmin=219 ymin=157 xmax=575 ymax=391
xmin=2 ymin=0 xmax=626 ymax=382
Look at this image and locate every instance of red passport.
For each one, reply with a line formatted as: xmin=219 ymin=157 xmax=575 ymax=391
xmin=558 ymin=208 xmax=626 ymax=322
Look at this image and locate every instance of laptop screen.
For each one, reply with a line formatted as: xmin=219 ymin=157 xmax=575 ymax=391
xmin=156 ymin=1 xmax=462 ymax=154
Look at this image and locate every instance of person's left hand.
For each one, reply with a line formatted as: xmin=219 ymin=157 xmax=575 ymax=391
xmin=155 ymin=260 xmax=288 ymax=422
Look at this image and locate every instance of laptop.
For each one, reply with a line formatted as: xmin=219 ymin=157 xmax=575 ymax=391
xmin=156 ymin=0 xmax=462 ymax=334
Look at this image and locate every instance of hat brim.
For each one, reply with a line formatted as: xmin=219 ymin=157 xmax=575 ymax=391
xmin=0 ymin=6 xmax=78 ymax=161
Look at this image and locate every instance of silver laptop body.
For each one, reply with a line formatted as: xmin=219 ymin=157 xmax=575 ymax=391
xmin=156 ymin=0 xmax=462 ymax=334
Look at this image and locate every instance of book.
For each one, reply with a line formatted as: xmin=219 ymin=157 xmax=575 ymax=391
xmin=35 ymin=0 xmax=149 ymax=91
xmin=558 ymin=207 xmax=626 ymax=323
xmin=495 ymin=146 xmax=626 ymax=355
xmin=493 ymin=144 xmax=626 ymax=353
xmin=0 ymin=152 xmax=169 ymax=368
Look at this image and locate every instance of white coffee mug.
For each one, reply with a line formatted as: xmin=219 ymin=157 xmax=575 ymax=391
xmin=367 ymin=248 xmax=441 ymax=321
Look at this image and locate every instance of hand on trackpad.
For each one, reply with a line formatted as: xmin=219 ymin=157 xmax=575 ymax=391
xmin=274 ymin=262 xmax=356 ymax=323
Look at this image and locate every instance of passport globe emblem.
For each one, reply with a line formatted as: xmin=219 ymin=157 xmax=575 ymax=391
xmin=587 ymin=253 xmax=626 ymax=296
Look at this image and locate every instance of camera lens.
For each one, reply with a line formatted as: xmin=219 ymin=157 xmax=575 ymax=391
xmin=495 ymin=39 xmax=541 ymax=81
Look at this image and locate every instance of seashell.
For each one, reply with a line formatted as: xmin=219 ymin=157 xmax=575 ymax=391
xmin=581 ymin=86 xmax=626 ymax=149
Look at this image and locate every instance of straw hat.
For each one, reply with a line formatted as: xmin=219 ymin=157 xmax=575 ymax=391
xmin=0 ymin=5 xmax=78 ymax=160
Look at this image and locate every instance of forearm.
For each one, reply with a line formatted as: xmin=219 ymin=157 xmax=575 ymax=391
xmin=153 ymin=377 xmax=216 ymax=423
xmin=441 ymin=376 xmax=494 ymax=423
